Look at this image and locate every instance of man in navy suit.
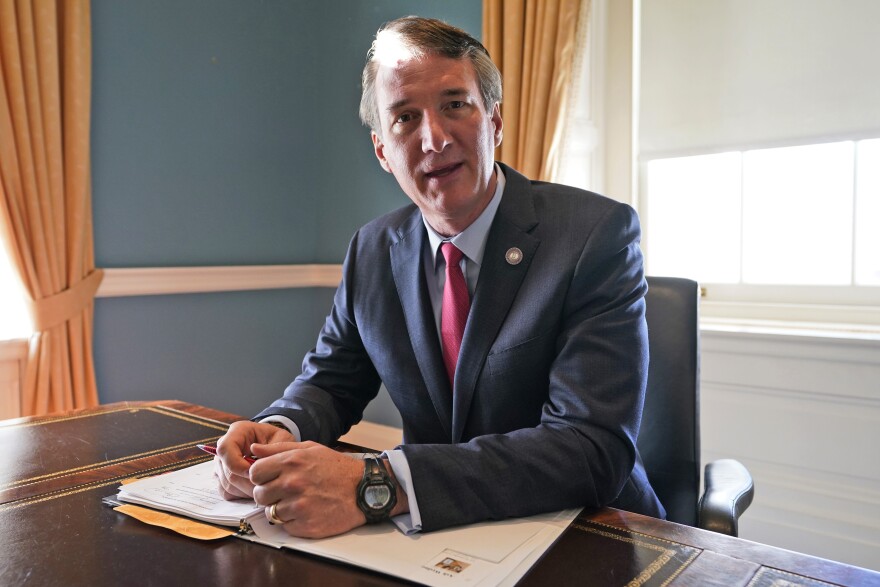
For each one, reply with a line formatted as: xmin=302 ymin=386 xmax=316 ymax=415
xmin=213 ymin=16 xmax=665 ymax=538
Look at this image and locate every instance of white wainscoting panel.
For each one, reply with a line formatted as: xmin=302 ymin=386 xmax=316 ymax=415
xmin=701 ymin=327 xmax=880 ymax=571
xmin=0 ymin=339 xmax=26 ymax=420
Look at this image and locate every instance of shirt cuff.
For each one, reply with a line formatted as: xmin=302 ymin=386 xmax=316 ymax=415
xmin=384 ymin=449 xmax=422 ymax=534
xmin=259 ymin=415 xmax=301 ymax=441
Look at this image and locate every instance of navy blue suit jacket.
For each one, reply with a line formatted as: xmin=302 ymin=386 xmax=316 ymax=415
xmin=257 ymin=163 xmax=665 ymax=530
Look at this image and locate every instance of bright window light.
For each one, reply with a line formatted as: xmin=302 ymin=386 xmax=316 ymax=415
xmin=0 ymin=244 xmax=32 ymax=341
xmin=855 ymin=139 xmax=880 ymax=286
xmin=645 ymin=138 xmax=879 ymax=294
xmin=742 ymin=142 xmax=854 ymax=285
xmin=646 ymin=152 xmax=742 ymax=283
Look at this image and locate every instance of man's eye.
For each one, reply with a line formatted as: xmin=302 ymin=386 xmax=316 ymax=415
xmin=449 ymin=101 xmax=465 ymax=109
xmin=395 ymin=113 xmax=413 ymax=124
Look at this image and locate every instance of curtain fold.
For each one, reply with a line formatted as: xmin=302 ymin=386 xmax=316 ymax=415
xmin=483 ymin=0 xmax=588 ymax=181
xmin=0 ymin=0 xmax=100 ymax=415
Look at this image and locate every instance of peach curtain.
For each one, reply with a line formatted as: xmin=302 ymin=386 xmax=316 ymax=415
xmin=0 ymin=0 xmax=102 ymax=415
xmin=483 ymin=0 xmax=588 ymax=181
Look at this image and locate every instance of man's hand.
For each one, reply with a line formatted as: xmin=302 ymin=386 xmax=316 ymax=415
xmin=215 ymin=422 xmax=409 ymax=538
xmin=213 ymin=420 xmax=294 ymax=499
xmin=248 ymin=441 xmax=368 ymax=538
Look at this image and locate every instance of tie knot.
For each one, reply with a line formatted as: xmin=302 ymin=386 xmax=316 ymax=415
xmin=441 ymin=242 xmax=464 ymax=267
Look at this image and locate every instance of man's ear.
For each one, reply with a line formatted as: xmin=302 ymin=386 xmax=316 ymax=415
xmin=491 ymin=102 xmax=503 ymax=147
xmin=371 ymin=131 xmax=393 ymax=173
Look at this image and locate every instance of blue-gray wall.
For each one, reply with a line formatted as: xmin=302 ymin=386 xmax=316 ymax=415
xmin=91 ymin=1 xmax=481 ymax=420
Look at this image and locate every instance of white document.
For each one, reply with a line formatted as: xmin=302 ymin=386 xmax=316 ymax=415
xmin=118 ymin=461 xmax=263 ymax=527
xmin=117 ymin=460 xmax=580 ymax=586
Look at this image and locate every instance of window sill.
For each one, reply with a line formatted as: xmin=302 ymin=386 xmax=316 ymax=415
xmin=701 ymin=300 xmax=880 ymax=341
xmin=702 ymin=317 xmax=880 ymax=343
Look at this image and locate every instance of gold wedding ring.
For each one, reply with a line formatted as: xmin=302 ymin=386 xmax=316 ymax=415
xmin=267 ymin=502 xmax=284 ymax=525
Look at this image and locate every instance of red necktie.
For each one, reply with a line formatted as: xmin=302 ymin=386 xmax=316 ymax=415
xmin=441 ymin=242 xmax=470 ymax=387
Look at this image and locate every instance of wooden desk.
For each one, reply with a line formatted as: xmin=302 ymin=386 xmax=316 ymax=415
xmin=1 ymin=401 xmax=877 ymax=587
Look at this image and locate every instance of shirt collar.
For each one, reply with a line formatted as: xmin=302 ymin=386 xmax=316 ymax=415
xmin=425 ymin=164 xmax=506 ymax=270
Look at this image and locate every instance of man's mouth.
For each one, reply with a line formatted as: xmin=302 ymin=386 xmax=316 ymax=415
xmin=425 ymin=163 xmax=463 ymax=179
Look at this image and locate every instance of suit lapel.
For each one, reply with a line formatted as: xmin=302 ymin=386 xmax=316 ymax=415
xmin=452 ymin=167 xmax=540 ymax=442
xmin=390 ymin=212 xmax=454 ymax=439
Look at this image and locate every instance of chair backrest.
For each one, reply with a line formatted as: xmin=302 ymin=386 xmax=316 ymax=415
xmin=636 ymin=276 xmax=701 ymax=526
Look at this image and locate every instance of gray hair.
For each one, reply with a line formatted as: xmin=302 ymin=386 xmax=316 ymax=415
xmin=359 ymin=16 xmax=503 ymax=134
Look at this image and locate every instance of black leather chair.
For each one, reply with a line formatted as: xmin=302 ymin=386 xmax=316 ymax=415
xmin=637 ymin=276 xmax=754 ymax=536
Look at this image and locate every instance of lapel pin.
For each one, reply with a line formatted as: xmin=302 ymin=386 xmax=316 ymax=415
xmin=505 ymin=247 xmax=523 ymax=265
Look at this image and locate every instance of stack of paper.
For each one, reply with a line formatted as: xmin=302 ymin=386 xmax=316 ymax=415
xmin=118 ymin=460 xmax=264 ymax=528
xmin=117 ymin=461 xmax=579 ymax=586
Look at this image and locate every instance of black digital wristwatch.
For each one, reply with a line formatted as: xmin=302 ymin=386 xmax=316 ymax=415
xmin=356 ymin=456 xmax=397 ymax=523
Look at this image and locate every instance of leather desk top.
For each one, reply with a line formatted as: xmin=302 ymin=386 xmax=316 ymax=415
xmin=1 ymin=401 xmax=877 ymax=587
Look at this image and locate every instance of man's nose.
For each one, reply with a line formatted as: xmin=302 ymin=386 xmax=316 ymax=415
xmin=420 ymin=112 xmax=451 ymax=153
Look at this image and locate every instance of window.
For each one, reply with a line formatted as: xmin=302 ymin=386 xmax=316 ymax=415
xmin=637 ymin=0 xmax=880 ymax=328
xmin=0 ymin=243 xmax=31 ymax=341
xmin=643 ymin=138 xmax=880 ymax=324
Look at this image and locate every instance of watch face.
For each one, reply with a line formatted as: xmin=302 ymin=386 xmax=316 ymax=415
xmin=364 ymin=484 xmax=392 ymax=509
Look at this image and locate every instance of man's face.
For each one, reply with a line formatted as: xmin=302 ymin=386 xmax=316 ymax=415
xmin=371 ymin=53 xmax=503 ymax=237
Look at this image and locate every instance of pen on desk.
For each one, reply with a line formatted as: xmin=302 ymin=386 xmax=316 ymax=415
xmin=197 ymin=443 xmax=257 ymax=464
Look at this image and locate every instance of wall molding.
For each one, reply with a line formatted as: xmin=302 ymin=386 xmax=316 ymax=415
xmin=96 ymin=264 xmax=343 ymax=298
xmin=701 ymin=379 xmax=879 ymax=409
